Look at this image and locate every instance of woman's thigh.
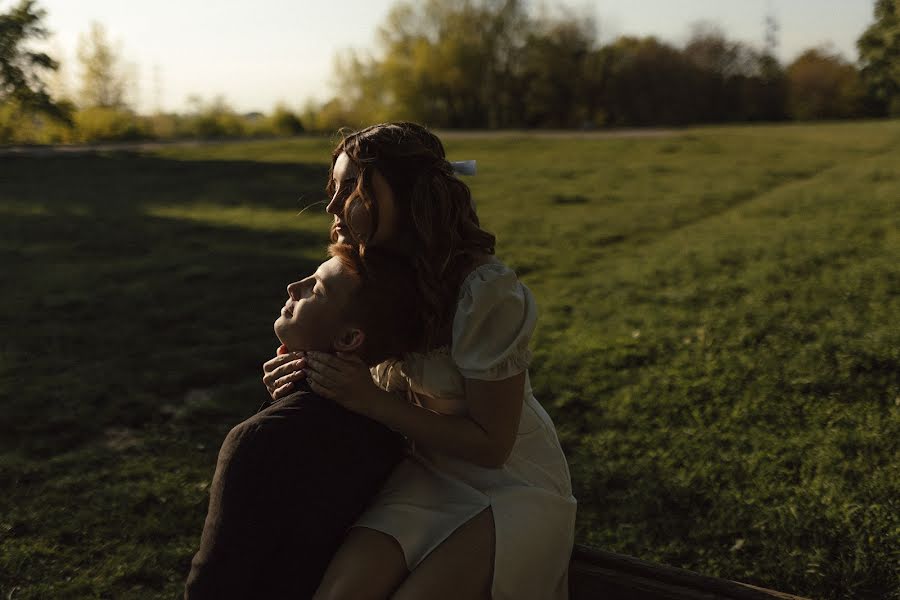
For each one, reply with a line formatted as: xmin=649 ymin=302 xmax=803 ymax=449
xmin=392 ymin=508 xmax=495 ymax=600
xmin=313 ymin=526 xmax=409 ymax=600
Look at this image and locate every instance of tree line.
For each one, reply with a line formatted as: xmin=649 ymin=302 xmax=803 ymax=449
xmin=322 ymin=0 xmax=898 ymax=129
xmin=1 ymin=0 xmax=898 ymax=143
xmin=0 ymin=2 xmax=306 ymax=143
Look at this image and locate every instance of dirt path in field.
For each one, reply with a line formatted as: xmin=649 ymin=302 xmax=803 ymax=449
xmin=436 ymin=128 xmax=677 ymax=139
xmin=0 ymin=128 xmax=677 ymax=157
xmin=0 ymin=137 xmax=269 ymax=157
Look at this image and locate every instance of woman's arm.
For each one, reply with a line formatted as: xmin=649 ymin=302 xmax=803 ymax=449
xmin=304 ymin=352 xmax=524 ymax=468
xmin=374 ymin=373 xmax=525 ymax=468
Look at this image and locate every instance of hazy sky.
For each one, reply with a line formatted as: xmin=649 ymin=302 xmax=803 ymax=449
xmin=32 ymin=0 xmax=876 ymax=114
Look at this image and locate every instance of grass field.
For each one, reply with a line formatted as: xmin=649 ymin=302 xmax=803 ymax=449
xmin=1 ymin=121 xmax=899 ymax=599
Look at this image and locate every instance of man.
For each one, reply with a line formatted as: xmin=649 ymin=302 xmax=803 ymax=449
xmin=185 ymin=244 xmax=422 ymax=599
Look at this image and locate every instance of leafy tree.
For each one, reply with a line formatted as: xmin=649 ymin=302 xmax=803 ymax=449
xmin=77 ymin=21 xmax=128 ymax=109
xmin=682 ymin=24 xmax=754 ymax=122
xmin=326 ymin=0 xmax=865 ymax=128
xmin=682 ymin=23 xmax=789 ymax=123
xmin=739 ymin=52 xmax=788 ymax=122
xmin=0 ymin=0 xmax=68 ymax=122
xmin=748 ymin=14 xmax=789 ymax=123
xmin=519 ymin=15 xmax=598 ymax=128
xmin=268 ymin=103 xmax=304 ymax=136
xmin=183 ymin=94 xmax=246 ymax=138
xmin=333 ymin=0 xmax=532 ymax=128
xmin=786 ymin=48 xmax=863 ymax=120
xmin=684 ymin=22 xmax=756 ymax=78
xmin=374 ymin=0 xmax=500 ymax=127
xmin=602 ymin=36 xmax=698 ymax=126
xmin=857 ymin=0 xmax=900 ymax=115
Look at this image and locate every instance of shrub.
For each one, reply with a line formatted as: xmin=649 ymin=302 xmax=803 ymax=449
xmin=268 ymin=104 xmax=304 ymax=136
xmin=73 ymin=106 xmax=151 ymax=142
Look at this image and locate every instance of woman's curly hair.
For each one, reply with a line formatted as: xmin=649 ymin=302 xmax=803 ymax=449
xmin=326 ymin=122 xmax=496 ymax=350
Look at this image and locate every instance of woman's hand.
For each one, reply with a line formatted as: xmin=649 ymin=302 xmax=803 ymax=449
xmin=304 ymin=351 xmax=381 ymax=416
xmin=262 ymin=349 xmax=307 ymax=400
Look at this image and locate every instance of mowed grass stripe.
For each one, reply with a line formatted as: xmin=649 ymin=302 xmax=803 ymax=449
xmin=534 ymin=141 xmax=898 ymax=598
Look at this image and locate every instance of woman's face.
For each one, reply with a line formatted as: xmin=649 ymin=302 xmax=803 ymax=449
xmin=326 ymin=152 xmax=397 ymax=246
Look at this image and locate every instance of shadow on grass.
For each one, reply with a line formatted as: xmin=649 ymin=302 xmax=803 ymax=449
xmin=1 ymin=153 xmax=330 ymax=456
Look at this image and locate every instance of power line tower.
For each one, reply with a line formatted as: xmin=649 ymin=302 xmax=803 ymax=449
xmin=152 ymin=64 xmax=163 ymax=114
xmin=763 ymin=11 xmax=779 ymax=59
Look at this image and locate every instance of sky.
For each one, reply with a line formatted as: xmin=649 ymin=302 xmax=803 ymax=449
xmin=30 ymin=0 xmax=877 ymax=114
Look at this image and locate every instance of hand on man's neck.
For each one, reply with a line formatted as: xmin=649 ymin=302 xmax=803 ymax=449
xmin=278 ymin=343 xmax=345 ymax=358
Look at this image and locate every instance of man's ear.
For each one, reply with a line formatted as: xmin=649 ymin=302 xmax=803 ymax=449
xmin=333 ymin=327 xmax=365 ymax=353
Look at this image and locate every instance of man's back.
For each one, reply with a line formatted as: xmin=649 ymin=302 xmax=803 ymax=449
xmin=185 ymin=383 xmax=404 ymax=599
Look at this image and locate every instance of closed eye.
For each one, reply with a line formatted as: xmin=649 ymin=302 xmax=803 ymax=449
xmin=312 ymin=277 xmax=327 ymax=297
xmin=330 ymin=177 xmax=357 ymax=197
xmin=335 ymin=184 xmax=354 ymax=202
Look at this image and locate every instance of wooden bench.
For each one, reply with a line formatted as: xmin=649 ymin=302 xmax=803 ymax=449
xmin=569 ymin=545 xmax=810 ymax=600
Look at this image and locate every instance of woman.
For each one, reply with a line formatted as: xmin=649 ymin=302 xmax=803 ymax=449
xmin=262 ymin=122 xmax=576 ymax=599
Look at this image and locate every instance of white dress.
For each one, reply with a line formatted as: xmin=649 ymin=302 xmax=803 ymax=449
xmin=354 ymin=258 xmax=577 ymax=599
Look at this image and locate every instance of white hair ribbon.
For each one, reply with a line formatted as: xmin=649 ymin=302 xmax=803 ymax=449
xmin=450 ymin=160 xmax=477 ymax=176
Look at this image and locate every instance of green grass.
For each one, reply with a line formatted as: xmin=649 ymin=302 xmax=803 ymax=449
xmin=2 ymin=121 xmax=899 ymax=599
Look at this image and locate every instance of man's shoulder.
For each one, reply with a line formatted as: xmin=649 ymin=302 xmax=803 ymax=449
xmin=227 ymin=389 xmax=394 ymax=450
xmin=227 ymin=390 xmax=325 ymax=440
xmin=220 ymin=391 xmax=304 ymax=443
xmin=252 ymin=388 xmax=343 ymax=425
xmin=217 ymin=390 xmax=402 ymax=482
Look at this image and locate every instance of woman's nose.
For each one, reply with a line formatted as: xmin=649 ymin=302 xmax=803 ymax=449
xmin=325 ymin=192 xmax=342 ymax=216
xmin=286 ymin=281 xmax=301 ymax=299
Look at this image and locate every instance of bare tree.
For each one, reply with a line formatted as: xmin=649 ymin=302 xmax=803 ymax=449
xmin=76 ymin=22 xmax=129 ymax=109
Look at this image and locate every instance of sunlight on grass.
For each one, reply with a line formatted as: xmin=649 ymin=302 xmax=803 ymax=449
xmin=144 ymin=202 xmax=330 ymax=235
xmin=0 ymin=203 xmax=90 ymax=217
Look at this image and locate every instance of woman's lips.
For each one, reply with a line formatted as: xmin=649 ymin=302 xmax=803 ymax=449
xmin=281 ymin=305 xmax=293 ymax=319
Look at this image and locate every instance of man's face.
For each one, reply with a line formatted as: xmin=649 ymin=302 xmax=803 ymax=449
xmin=274 ymin=257 xmax=359 ymax=352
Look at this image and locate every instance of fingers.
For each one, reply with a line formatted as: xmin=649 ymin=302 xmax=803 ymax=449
xmin=273 ymin=368 xmax=307 ymax=390
xmin=335 ymin=351 xmax=367 ymax=365
xmin=263 ymin=351 xmax=305 ymax=374
xmin=305 ymin=354 xmax=344 ymax=381
xmin=273 ymin=382 xmax=296 ymax=400
xmin=263 ymin=355 xmax=306 ymax=390
xmin=304 ymin=353 xmax=345 ymax=395
xmin=305 ymin=351 xmax=348 ymax=370
xmin=272 ymin=358 xmax=307 ymax=381
xmin=305 ymin=366 xmax=337 ymax=392
xmin=306 ymin=376 xmax=335 ymax=400
xmin=303 ymin=351 xmax=369 ymax=402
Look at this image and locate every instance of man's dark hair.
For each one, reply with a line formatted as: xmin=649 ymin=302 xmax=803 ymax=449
xmin=328 ymin=243 xmax=425 ymax=365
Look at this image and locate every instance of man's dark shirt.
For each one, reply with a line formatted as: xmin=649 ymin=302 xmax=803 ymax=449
xmin=184 ymin=381 xmax=404 ymax=599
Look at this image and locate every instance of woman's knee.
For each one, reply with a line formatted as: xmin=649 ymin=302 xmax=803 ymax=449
xmin=314 ymin=562 xmax=404 ymax=600
xmin=314 ymin=527 xmax=408 ymax=600
xmin=392 ymin=509 xmax=495 ymax=600
xmin=314 ymin=578 xmax=380 ymax=600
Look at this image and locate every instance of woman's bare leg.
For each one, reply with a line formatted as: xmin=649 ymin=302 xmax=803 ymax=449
xmin=392 ymin=508 xmax=495 ymax=600
xmin=313 ymin=527 xmax=409 ymax=600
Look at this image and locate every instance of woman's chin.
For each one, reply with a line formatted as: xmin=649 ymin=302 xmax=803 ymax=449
xmin=334 ymin=227 xmax=362 ymax=246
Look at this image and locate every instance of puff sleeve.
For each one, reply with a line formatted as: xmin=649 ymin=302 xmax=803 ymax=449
xmin=451 ymin=263 xmax=538 ymax=381
xmin=371 ymin=360 xmax=409 ymax=393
